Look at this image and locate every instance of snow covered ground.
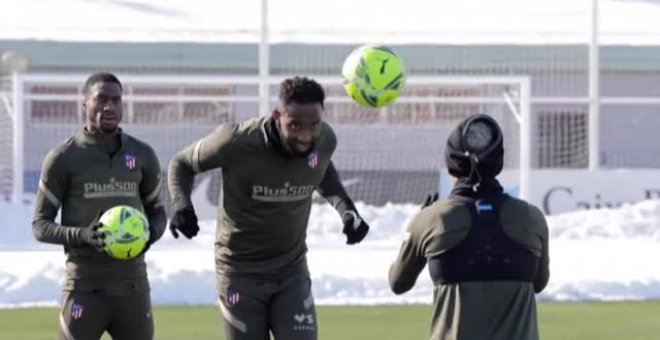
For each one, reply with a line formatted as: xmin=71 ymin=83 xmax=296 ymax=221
xmin=2 ymin=199 xmax=660 ymax=307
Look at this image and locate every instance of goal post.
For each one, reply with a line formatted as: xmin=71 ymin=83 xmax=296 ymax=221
xmin=308 ymin=75 xmax=532 ymax=201
xmin=4 ymin=73 xmax=531 ymax=205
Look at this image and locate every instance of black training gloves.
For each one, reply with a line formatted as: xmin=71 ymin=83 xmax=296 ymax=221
xmin=81 ymin=212 xmax=106 ymax=252
xmin=169 ymin=207 xmax=200 ymax=239
xmin=137 ymin=226 xmax=158 ymax=256
xmin=342 ymin=210 xmax=369 ymax=245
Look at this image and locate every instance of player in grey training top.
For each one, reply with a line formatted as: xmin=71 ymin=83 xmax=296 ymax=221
xmin=389 ymin=114 xmax=550 ymax=340
xmin=32 ymin=73 xmax=167 ymax=340
xmin=168 ymin=76 xmax=370 ymax=340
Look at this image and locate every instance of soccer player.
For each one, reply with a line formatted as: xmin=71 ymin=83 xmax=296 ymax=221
xmin=32 ymin=72 xmax=167 ymax=340
xmin=168 ymin=76 xmax=370 ymax=340
xmin=389 ymin=114 xmax=550 ymax=340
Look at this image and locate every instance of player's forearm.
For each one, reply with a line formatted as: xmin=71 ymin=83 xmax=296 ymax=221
xmin=31 ymin=218 xmax=84 ymax=246
xmin=31 ymin=191 xmax=83 ymax=245
xmin=317 ymin=162 xmax=356 ymax=214
xmin=145 ymin=204 xmax=167 ymax=243
xmin=388 ymin=237 xmax=426 ymax=294
xmin=534 ymin=239 xmax=550 ymax=293
xmin=168 ymin=153 xmax=197 ymax=210
xmin=530 ymin=207 xmax=550 ymax=293
xmin=388 ymin=264 xmax=419 ymax=295
xmin=534 ymin=265 xmax=549 ymax=293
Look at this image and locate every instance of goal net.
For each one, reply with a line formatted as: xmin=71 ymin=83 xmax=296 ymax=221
xmin=312 ymin=75 xmax=530 ymax=204
xmin=3 ymin=74 xmax=530 ymax=214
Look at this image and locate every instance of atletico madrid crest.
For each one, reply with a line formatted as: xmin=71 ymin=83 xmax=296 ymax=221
xmin=71 ymin=302 xmax=84 ymax=320
xmin=227 ymin=292 xmax=240 ymax=306
xmin=125 ymin=154 xmax=137 ymax=169
xmin=308 ymin=150 xmax=319 ymax=168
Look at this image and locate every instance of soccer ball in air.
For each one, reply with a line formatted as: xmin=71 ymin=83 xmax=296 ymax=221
xmin=99 ymin=205 xmax=150 ymax=260
xmin=342 ymin=44 xmax=406 ymax=108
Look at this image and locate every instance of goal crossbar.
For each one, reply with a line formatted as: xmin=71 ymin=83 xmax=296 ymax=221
xmin=8 ymin=73 xmax=532 ymax=201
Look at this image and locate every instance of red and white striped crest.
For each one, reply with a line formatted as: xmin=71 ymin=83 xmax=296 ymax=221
xmin=71 ymin=302 xmax=84 ymax=319
xmin=227 ymin=292 xmax=240 ymax=306
xmin=308 ymin=150 xmax=319 ymax=168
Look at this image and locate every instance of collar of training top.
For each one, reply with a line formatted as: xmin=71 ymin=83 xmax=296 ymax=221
xmin=78 ymin=127 xmax=126 ymax=147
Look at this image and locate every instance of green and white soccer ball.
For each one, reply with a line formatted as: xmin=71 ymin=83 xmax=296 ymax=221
xmin=99 ymin=205 xmax=150 ymax=260
xmin=342 ymin=44 xmax=406 ymax=108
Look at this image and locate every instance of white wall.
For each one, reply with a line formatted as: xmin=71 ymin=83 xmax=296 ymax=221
xmin=528 ymin=169 xmax=660 ymax=215
xmin=442 ymin=169 xmax=660 ymax=215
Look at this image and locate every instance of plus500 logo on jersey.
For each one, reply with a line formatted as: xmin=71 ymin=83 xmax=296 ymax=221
xmin=252 ymin=182 xmax=314 ymax=202
xmin=84 ymin=178 xmax=138 ymax=198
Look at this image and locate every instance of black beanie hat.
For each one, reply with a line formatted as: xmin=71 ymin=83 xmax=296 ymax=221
xmin=445 ymin=114 xmax=504 ymax=184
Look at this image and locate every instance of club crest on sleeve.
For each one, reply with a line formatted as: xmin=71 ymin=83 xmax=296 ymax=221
xmin=124 ymin=154 xmax=137 ymax=169
xmin=308 ymin=150 xmax=319 ymax=168
xmin=227 ymin=291 xmax=240 ymax=306
xmin=71 ymin=302 xmax=84 ymax=320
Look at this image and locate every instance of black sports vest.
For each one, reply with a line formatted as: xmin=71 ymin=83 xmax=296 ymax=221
xmin=428 ymin=194 xmax=540 ymax=285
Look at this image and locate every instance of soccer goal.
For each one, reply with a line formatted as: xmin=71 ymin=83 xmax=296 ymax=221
xmin=313 ymin=75 xmax=532 ymax=203
xmin=2 ymin=73 xmax=530 ymax=207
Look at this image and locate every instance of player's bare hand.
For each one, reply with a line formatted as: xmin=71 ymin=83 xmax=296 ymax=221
xmin=169 ymin=207 xmax=200 ymax=239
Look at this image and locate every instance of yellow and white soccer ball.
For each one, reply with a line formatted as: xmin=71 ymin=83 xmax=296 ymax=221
xmin=99 ymin=205 xmax=150 ymax=260
xmin=342 ymin=44 xmax=406 ymax=108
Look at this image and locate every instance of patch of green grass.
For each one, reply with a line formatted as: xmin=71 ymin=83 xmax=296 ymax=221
xmin=539 ymin=301 xmax=660 ymax=340
xmin=1 ymin=301 xmax=659 ymax=339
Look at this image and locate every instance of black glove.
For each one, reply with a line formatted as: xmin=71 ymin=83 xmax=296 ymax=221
xmin=341 ymin=210 xmax=369 ymax=245
xmin=81 ymin=212 xmax=106 ymax=252
xmin=137 ymin=227 xmax=157 ymax=257
xmin=421 ymin=192 xmax=439 ymax=210
xmin=169 ymin=207 xmax=200 ymax=239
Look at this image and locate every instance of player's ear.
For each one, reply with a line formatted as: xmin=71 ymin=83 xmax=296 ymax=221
xmin=272 ymin=108 xmax=281 ymax=120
